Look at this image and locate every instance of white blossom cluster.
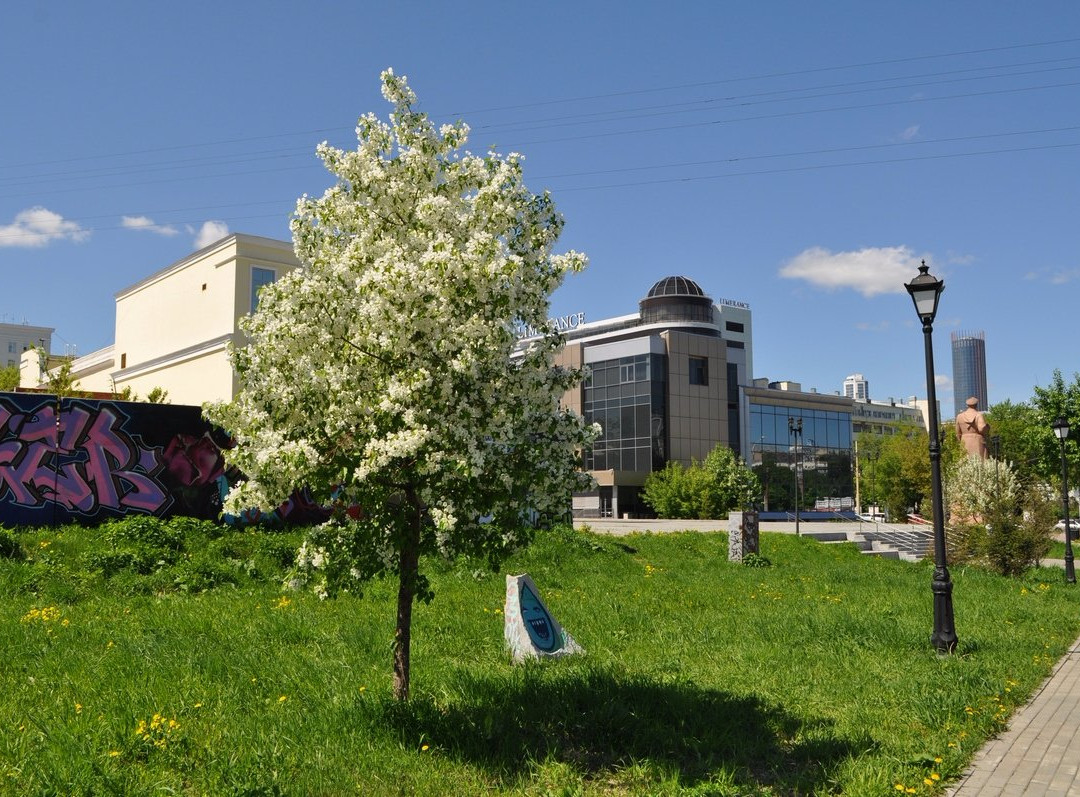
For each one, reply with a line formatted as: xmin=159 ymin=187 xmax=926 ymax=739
xmin=944 ymin=455 xmax=1019 ymax=524
xmin=205 ymin=69 xmax=598 ymax=597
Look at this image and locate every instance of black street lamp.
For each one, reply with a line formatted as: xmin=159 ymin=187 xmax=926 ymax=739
xmin=905 ymin=261 xmax=957 ymax=653
xmin=788 ymin=417 xmax=803 ymax=536
xmin=1052 ymin=416 xmax=1074 ymax=584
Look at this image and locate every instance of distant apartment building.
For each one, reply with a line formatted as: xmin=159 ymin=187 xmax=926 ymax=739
xmin=951 ymin=330 xmax=988 ymax=416
xmin=843 ymin=373 xmax=868 ymax=402
xmin=1 ymin=322 xmax=52 ymax=371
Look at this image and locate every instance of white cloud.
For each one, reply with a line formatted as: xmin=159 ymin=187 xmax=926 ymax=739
xmin=1026 ymin=266 xmax=1080 ymax=285
xmin=779 ymin=245 xmax=929 ymax=297
xmin=0 ymin=206 xmax=89 ymax=248
xmin=898 ymin=125 xmax=920 ymax=142
xmin=854 ymin=320 xmax=890 ymax=332
xmin=194 ymin=220 xmax=229 ymax=249
xmin=935 ymin=374 xmax=952 ymax=390
xmin=121 ymin=215 xmax=179 ymax=236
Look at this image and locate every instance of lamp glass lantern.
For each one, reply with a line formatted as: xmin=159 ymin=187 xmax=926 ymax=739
xmin=905 ymin=260 xmax=944 ymax=322
xmin=1053 ymin=416 xmax=1070 ymax=440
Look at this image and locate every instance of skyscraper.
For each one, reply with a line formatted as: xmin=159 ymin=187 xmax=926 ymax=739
xmin=951 ymin=330 xmax=987 ymax=417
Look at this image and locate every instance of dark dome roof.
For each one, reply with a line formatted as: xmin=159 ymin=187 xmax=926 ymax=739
xmin=645 ymin=276 xmax=706 ymax=299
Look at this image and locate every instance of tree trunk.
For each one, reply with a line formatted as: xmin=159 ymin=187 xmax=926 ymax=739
xmin=392 ymin=491 xmax=423 ymax=701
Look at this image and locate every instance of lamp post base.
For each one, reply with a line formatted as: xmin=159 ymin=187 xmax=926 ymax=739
xmin=931 ymin=567 xmax=958 ymax=653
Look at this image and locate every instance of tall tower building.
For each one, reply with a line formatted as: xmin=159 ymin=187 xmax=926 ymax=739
xmin=843 ymin=373 xmax=869 ymax=402
xmin=951 ymin=330 xmax=987 ymax=416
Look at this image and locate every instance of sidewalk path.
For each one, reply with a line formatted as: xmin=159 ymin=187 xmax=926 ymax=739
xmin=948 ymin=637 xmax=1080 ymax=796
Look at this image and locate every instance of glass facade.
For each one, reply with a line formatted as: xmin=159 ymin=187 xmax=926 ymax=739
xmin=749 ymin=402 xmax=854 ymax=510
xmin=583 ymin=353 xmax=666 ymax=473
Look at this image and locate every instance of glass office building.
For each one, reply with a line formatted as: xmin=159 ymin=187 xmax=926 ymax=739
xmin=547 ymin=276 xmax=753 ymax=518
xmin=743 ymin=383 xmax=854 ymax=513
xmin=951 ymin=330 xmax=988 ymax=417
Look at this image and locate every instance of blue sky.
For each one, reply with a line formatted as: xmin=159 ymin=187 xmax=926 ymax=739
xmin=2 ymin=2 xmax=1078 ymax=409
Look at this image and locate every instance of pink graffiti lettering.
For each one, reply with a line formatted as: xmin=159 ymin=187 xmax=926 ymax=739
xmin=0 ymin=399 xmax=170 ymax=517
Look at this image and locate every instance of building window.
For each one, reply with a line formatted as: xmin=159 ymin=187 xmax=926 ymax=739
xmin=689 ymin=356 xmax=708 ymax=386
xmin=725 ymin=321 xmax=744 ymax=333
xmin=251 ymin=267 xmax=276 ymax=313
xmin=6 ymin=342 xmax=13 ymax=354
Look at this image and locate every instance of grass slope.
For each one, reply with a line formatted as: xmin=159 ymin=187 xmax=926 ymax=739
xmin=1 ymin=521 xmax=1078 ymax=795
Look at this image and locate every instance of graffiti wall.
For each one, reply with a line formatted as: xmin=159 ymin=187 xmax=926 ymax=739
xmin=0 ymin=393 xmax=232 ymax=526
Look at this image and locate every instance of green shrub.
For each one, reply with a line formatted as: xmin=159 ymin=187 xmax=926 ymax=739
xmin=0 ymin=528 xmax=22 ymax=560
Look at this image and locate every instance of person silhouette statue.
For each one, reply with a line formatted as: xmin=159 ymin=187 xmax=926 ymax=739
xmin=955 ymin=396 xmax=989 ymax=459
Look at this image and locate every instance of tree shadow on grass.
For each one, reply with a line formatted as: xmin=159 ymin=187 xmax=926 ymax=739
xmin=376 ymin=667 xmax=869 ymax=792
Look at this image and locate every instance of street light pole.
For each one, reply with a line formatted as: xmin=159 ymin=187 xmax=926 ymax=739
xmin=905 ymin=261 xmax=958 ymax=654
xmin=1052 ymin=417 xmax=1074 ymax=584
xmin=789 ymin=417 xmax=802 ymax=536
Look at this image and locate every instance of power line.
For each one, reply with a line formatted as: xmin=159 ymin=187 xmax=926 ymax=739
xmin=548 ymin=140 xmax=1080 ymax=193
xmin=473 ymin=56 xmax=1080 ymax=132
xmin=3 ymin=36 xmax=1077 ymax=175
xmin=2 ymin=127 xmax=1077 ymax=242
xmin=449 ymin=36 xmax=1080 ymax=115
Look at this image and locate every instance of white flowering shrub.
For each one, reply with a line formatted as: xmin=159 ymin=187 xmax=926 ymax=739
xmin=205 ymin=70 xmax=597 ymax=699
xmin=944 ymin=455 xmax=1017 ymax=526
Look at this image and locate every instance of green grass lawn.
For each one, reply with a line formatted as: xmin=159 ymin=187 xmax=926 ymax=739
xmin=2 ymin=520 xmax=1079 ymax=796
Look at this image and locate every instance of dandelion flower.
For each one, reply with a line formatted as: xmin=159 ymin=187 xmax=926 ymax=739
xmin=421 ymin=744 xmax=430 ymax=751
xmin=278 ymin=695 xmax=287 ymax=703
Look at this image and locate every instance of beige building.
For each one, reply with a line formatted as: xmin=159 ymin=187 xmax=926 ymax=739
xmin=24 ymin=234 xmax=299 ymax=405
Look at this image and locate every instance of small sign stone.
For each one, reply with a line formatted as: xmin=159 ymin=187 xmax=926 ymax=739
xmin=728 ymin=509 xmax=760 ymax=561
xmin=504 ymin=573 xmax=583 ymax=663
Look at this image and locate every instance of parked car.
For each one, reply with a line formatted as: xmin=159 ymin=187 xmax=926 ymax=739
xmin=1054 ymin=519 xmax=1080 ymax=536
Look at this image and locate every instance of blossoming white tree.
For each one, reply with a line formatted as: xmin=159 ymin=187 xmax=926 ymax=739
xmin=205 ymin=70 xmax=596 ymax=700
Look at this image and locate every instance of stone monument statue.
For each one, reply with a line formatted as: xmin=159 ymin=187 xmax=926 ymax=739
xmin=955 ymin=396 xmax=989 ymax=459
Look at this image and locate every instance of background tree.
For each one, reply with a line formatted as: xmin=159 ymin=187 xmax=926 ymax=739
xmin=985 ymin=399 xmax=1043 ymax=487
xmin=1030 ymin=369 xmax=1080 ymax=491
xmin=0 ymin=364 xmax=17 ymax=392
xmin=206 ymin=70 xmax=595 ymax=701
xmin=642 ymin=444 xmax=759 ymax=519
xmin=41 ymin=358 xmax=85 ymax=398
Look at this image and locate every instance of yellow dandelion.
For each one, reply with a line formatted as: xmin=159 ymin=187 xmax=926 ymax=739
xmin=193 ymin=702 xmax=203 ymax=709
xmin=421 ymin=744 xmax=430 ymax=751
xmin=934 ymin=756 xmax=943 ymax=763
xmin=75 ymin=703 xmax=83 ymax=714
xmin=895 ymin=785 xmax=905 ymax=792
xmin=906 ymin=789 xmax=916 ymax=795
xmin=924 ymin=778 xmax=934 ymax=786
xmin=108 ymin=750 xmax=120 ymax=758
xmin=358 ymin=686 xmax=366 ymax=693
xmin=278 ymin=695 xmax=287 ymax=703
xmin=931 ymin=773 xmax=941 ymax=781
